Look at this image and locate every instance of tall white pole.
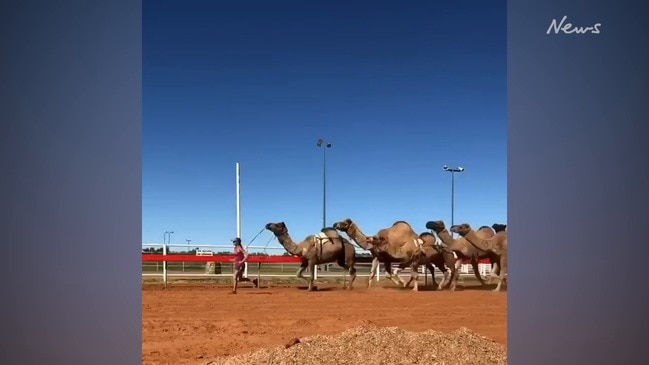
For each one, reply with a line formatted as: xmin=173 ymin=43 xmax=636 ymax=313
xmin=236 ymin=162 xmax=246 ymax=278
xmin=236 ymin=162 xmax=242 ymax=239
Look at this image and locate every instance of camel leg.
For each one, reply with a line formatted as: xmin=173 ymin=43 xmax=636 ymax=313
xmin=493 ymin=255 xmax=507 ymax=292
xmin=378 ymin=260 xmax=398 ymax=286
xmin=484 ymin=256 xmax=497 ymax=284
xmin=367 ymin=257 xmax=379 ymax=287
xmin=445 ymin=269 xmax=456 ymax=291
xmin=410 ymin=263 xmax=420 ymax=292
xmin=444 ymin=253 xmax=458 ymax=291
xmin=307 ymin=262 xmax=316 ymax=291
xmin=453 ymin=259 xmax=464 ymax=287
xmin=401 ymin=261 xmax=421 ymax=290
xmin=403 ymin=259 xmax=425 ymax=289
xmin=471 ymin=257 xmax=487 ymax=286
xmin=492 ymin=260 xmax=500 ymax=281
xmin=390 ymin=266 xmax=406 ymax=287
xmin=384 ymin=261 xmax=399 ymax=284
xmin=347 ymin=266 xmax=357 ymax=290
xmin=486 ymin=261 xmax=499 ymax=284
xmin=435 ymin=254 xmax=454 ymax=290
xmin=402 ymin=262 xmax=415 ymax=288
xmin=437 ymin=266 xmax=450 ymax=291
xmin=426 ymin=263 xmax=438 ymax=289
xmin=296 ymin=262 xmax=309 ymax=285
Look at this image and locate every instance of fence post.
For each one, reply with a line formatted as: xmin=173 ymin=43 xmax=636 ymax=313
xmin=243 ymin=262 xmax=248 ymax=278
xmin=162 ymin=244 xmax=167 ymax=286
xmin=314 ymin=265 xmax=318 ymax=280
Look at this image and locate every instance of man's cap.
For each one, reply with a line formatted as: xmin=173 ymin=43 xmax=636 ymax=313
xmin=232 ymin=237 xmax=242 ymax=244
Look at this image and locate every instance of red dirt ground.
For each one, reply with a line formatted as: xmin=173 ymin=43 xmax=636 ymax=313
xmin=142 ymin=283 xmax=507 ymax=365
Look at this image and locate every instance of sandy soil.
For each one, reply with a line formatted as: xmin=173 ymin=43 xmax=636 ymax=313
xmin=142 ymin=283 xmax=507 ymax=365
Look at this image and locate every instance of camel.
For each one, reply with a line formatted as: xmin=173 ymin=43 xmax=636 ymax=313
xmin=416 ymin=232 xmax=459 ymax=290
xmin=483 ymin=223 xmax=506 ymax=283
xmin=450 ymin=223 xmax=508 ymax=292
xmin=384 ymin=231 xmax=459 ymax=291
xmin=364 ymin=221 xmax=425 ymax=291
xmin=333 ymin=218 xmax=439 ymax=289
xmin=475 ymin=223 xmax=506 ymax=282
xmin=426 ymin=220 xmax=499 ymax=287
xmin=265 ymin=222 xmax=357 ymax=291
xmin=475 ymin=225 xmax=499 ymax=283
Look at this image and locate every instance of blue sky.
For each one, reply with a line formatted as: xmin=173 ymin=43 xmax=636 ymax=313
xmin=143 ymin=0 xmax=506 ymax=252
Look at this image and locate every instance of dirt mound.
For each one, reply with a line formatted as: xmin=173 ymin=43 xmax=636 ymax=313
xmin=203 ymin=324 xmax=506 ymax=365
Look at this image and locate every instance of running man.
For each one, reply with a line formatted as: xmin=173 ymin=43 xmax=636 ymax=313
xmin=232 ymin=237 xmax=258 ymax=294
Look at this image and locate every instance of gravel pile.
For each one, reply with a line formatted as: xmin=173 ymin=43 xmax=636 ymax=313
xmin=204 ymin=322 xmax=506 ymax=365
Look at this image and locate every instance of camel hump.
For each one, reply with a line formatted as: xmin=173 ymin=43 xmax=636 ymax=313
xmin=320 ymin=227 xmax=337 ymax=234
xmin=478 ymin=225 xmax=492 ymax=231
xmin=419 ymin=232 xmax=433 ymax=238
xmin=392 ymin=220 xmax=410 ymax=227
xmin=314 ymin=232 xmax=329 ymax=240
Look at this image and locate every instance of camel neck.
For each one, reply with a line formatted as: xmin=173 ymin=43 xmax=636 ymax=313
xmin=436 ymin=229 xmax=455 ymax=244
xmin=463 ymin=230 xmax=490 ymax=252
xmin=275 ymin=232 xmax=300 ymax=255
xmin=347 ymin=224 xmax=370 ymax=250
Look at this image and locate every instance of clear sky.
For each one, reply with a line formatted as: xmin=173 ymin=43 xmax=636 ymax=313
xmin=143 ymin=0 xmax=506 ymax=252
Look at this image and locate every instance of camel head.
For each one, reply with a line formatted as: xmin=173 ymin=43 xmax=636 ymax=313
xmin=332 ymin=218 xmax=354 ymax=232
xmin=265 ymin=222 xmax=288 ymax=236
xmin=492 ymin=223 xmax=507 ymax=233
xmin=425 ymin=220 xmax=446 ymax=233
xmin=449 ymin=223 xmax=472 ymax=236
xmin=364 ymin=234 xmax=385 ymax=250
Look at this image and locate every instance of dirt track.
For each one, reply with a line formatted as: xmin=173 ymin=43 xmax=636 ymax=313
xmin=142 ymin=283 xmax=507 ymax=365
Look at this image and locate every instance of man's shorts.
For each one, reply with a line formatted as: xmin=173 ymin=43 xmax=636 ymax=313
xmin=234 ymin=261 xmax=245 ymax=271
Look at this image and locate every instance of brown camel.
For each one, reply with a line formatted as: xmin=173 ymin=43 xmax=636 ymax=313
xmin=333 ymin=218 xmax=438 ymax=288
xmin=483 ymin=223 xmax=507 ymax=283
xmin=416 ymin=232 xmax=459 ymax=291
xmin=450 ymin=223 xmax=508 ymax=292
xmin=265 ymin=222 xmax=357 ymax=291
xmin=426 ymin=220 xmax=499 ymax=287
xmin=364 ymin=221 xmax=425 ymax=291
xmin=476 ymin=225 xmax=500 ymax=283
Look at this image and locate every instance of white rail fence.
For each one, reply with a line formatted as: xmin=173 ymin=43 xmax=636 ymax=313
xmin=142 ymin=243 xmax=493 ymax=285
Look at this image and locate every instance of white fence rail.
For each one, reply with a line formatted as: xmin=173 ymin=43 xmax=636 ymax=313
xmin=142 ymin=243 xmax=493 ymax=285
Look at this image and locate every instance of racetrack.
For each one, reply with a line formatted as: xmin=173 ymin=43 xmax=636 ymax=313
xmin=142 ymin=282 xmax=507 ymax=365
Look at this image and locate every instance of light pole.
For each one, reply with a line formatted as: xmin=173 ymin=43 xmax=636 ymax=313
xmin=164 ymin=231 xmax=174 ymax=243
xmin=442 ymin=165 xmax=464 ymax=229
xmin=163 ymin=231 xmax=174 ymax=254
xmin=317 ymin=138 xmax=332 ymax=273
xmin=163 ymin=231 xmax=174 ymax=250
xmin=184 ymin=239 xmax=191 ymax=272
xmin=167 ymin=231 xmax=174 ymax=245
xmin=317 ymin=138 xmax=332 ymax=229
